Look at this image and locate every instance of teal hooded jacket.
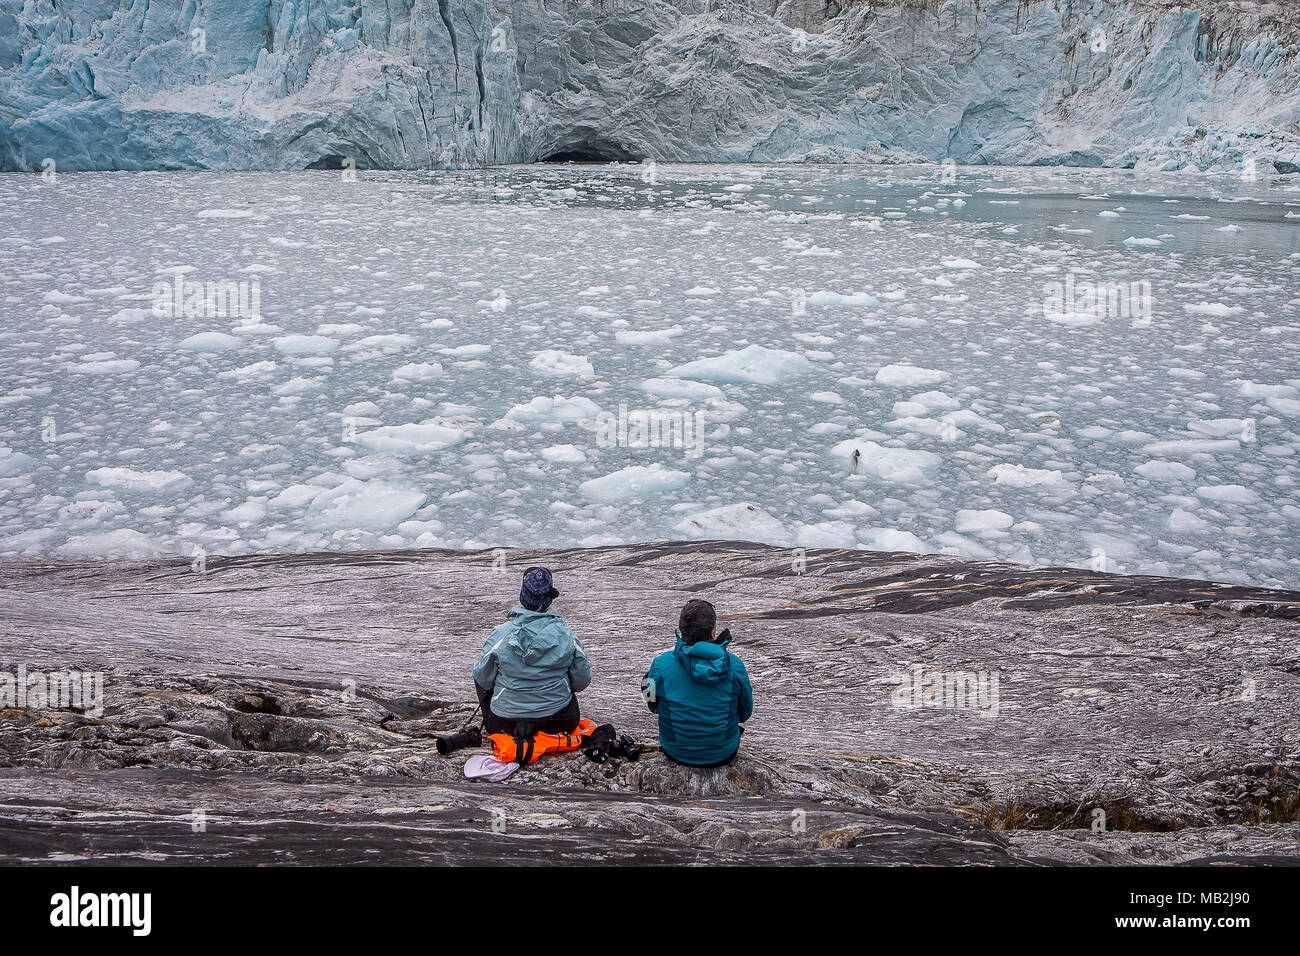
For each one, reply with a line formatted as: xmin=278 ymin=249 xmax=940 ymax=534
xmin=473 ymin=608 xmax=591 ymax=718
xmin=643 ymin=633 xmax=753 ymax=766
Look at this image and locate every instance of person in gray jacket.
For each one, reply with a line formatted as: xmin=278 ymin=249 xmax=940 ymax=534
xmin=472 ymin=566 xmax=591 ymax=735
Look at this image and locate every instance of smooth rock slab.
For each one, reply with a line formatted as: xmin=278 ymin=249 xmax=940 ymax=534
xmin=1 ymin=542 xmax=1298 ymax=864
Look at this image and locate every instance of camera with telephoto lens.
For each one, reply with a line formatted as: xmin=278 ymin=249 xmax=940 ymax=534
xmin=585 ymin=732 xmax=644 ymax=763
xmin=435 ymin=725 xmax=482 ymax=755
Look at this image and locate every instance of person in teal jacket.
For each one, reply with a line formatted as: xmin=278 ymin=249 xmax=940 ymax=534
xmin=473 ymin=567 xmax=590 ymax=735
xmin=641 ymin=598 xmax=753 ymax=767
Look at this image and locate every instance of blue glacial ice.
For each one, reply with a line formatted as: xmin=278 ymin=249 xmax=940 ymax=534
xmin=3 ymin=0 xmax=1300 ymax=174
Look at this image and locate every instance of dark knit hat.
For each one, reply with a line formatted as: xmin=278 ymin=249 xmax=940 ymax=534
xmin=520 ymin=566 xmax=559 ymax=612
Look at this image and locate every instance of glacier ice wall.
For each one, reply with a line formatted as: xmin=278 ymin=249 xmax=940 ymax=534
xmin=2 ymin=0 xmax=1299 ymax=172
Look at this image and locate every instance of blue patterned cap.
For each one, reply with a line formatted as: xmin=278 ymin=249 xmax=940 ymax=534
xmin=520 ymin=567 xmax=557 ymax=611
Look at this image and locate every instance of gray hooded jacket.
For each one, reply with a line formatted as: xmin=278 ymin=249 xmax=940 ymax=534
xmin=473 ymin=608 xmax=591 ymax=718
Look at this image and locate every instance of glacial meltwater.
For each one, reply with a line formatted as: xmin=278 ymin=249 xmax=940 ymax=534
xmin=1 ymin=163 xmax=1298 ymax=587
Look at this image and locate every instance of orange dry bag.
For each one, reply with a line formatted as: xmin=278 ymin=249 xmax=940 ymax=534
xmin=489 ymin=718 xmax=597 ymax=765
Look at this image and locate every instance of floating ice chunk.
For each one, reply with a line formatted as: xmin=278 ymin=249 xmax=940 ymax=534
xmin=273 ymin=334 xmax=339 ymax=355
xmin=943 ymin=409 xmax=1004 ymax=433
xmin=1123 ymin=236 xmax=1162 ymax=247
xmin=270 ymin=484 xmax=326 ymax=509
xmin=1266 ymin=396 xmax=1300 ymax=417
xmin=219 ymin=360 xmax=277 ymax=379
xmin=813 ymin=499 xmax=870 ymax=521
xmin=668 ymin=345 xmax=813 ymax=385
xmin=354 ymin=422 xmax=466 ymax=454
xmin=723 ymin=183 xmax=753 ymax=192
xmin=884 ymin=416 xmax=958 ymax=438
xmin=832 ymin=439 xmax=941 ymax=482
xmin=579 ymin=464 xmax=690 ymax=501
xmin=317 ymin=322 xmax=366 ymax=336
xmin=1238 ymin=381 xmax=1297 ymax=400
xmin=1183 ymin=302 xmax=1245 ymax=316
xmin=1045 ymin=310 xmax=1101 ymax=327
xmin=1168 ymin=508 xmax=1211 ymax=533
xmin=305 ymin=479 xmax=426 ymax=531
xmin=875 ymin=364 xmax=949 ymax=387
xmin=616 ymin=326 xmax=684 ymax=345
xmin=672 ymin=502 xmax=787 ymax=543
xmin=1084 ymin=532 xmax=1138 ymax=561
xmin=794 ymin=521 xmax=857 ymax=549
xmin=0 ymin=448 xmax=36 ymax=477
xmin=684 ymin=286 xmax=719 ymax=296
xmin=541 ymin=444 xmax=587 ymax=463
xmin=806 ymin=291 xmax=878 ymax=307
xmin=530 ymin=350 xmax=594 ymax=378
xmin=1135 ymin=460 xmax=1196 ymax=482
xmin=67 ymin=357 xmax=140 ymax=374
xmin=955 ymin=509 xmax=1014 ymax=533
xmin=343 ymin=453 xmax=404 ymax=480
xmin=177 ymin=331 xmax=243 ymax=352
xmin=909 ymin=390 xmax=960 ymax=411
xmin=438 ymin=344 xmax=491 ymax=358
xmin=1188 ymin=419 xmax=1250 ymax=438
xmin=505 ymin=395 xmax=600 ymax=423
xmin=941 ymin=258 xmax=981 ymax=269
xmin=85 ymin=467 xmax=188 ymax=492
xmin=57 ymin=529 xmax=165 ymax=559
xmin=349 ymin=334 xmax=415 ymax=351
xmin=43 ymin=290 xmax=87 ymax=304
xmin=641 ymin=378 xmax=725 ymax=399
xmin=862 ymin=527 xmax=926 ymax=552
xmin=1196 ymin=484 xmax=1259 ymax=504
xmin=987 ymin=464 xmax=1065 ymax=487
xmin=1142 ymin=438 xmax=1240 ymax=455
xmin=232 ymin=321 xmax=282 ymax=335
xmin=196 ymin=208 xmax=253 ymax=219
xmin=272 ymin=376 xmax=322 ymax=396
xmin=222 ymin=498 xmax=268 ymax=524
xmin=391 ymin=362 xmax=444 ymax=382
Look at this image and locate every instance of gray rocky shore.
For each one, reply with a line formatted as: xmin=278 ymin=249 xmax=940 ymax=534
xmin=1 ymin=541 xmax=1298 ymax=865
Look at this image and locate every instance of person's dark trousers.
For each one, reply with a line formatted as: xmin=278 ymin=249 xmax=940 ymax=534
xmin=474 ymin=682 xmax=580 ymax=735
xmin=664 ymin=728 xmax=743 ymax=769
